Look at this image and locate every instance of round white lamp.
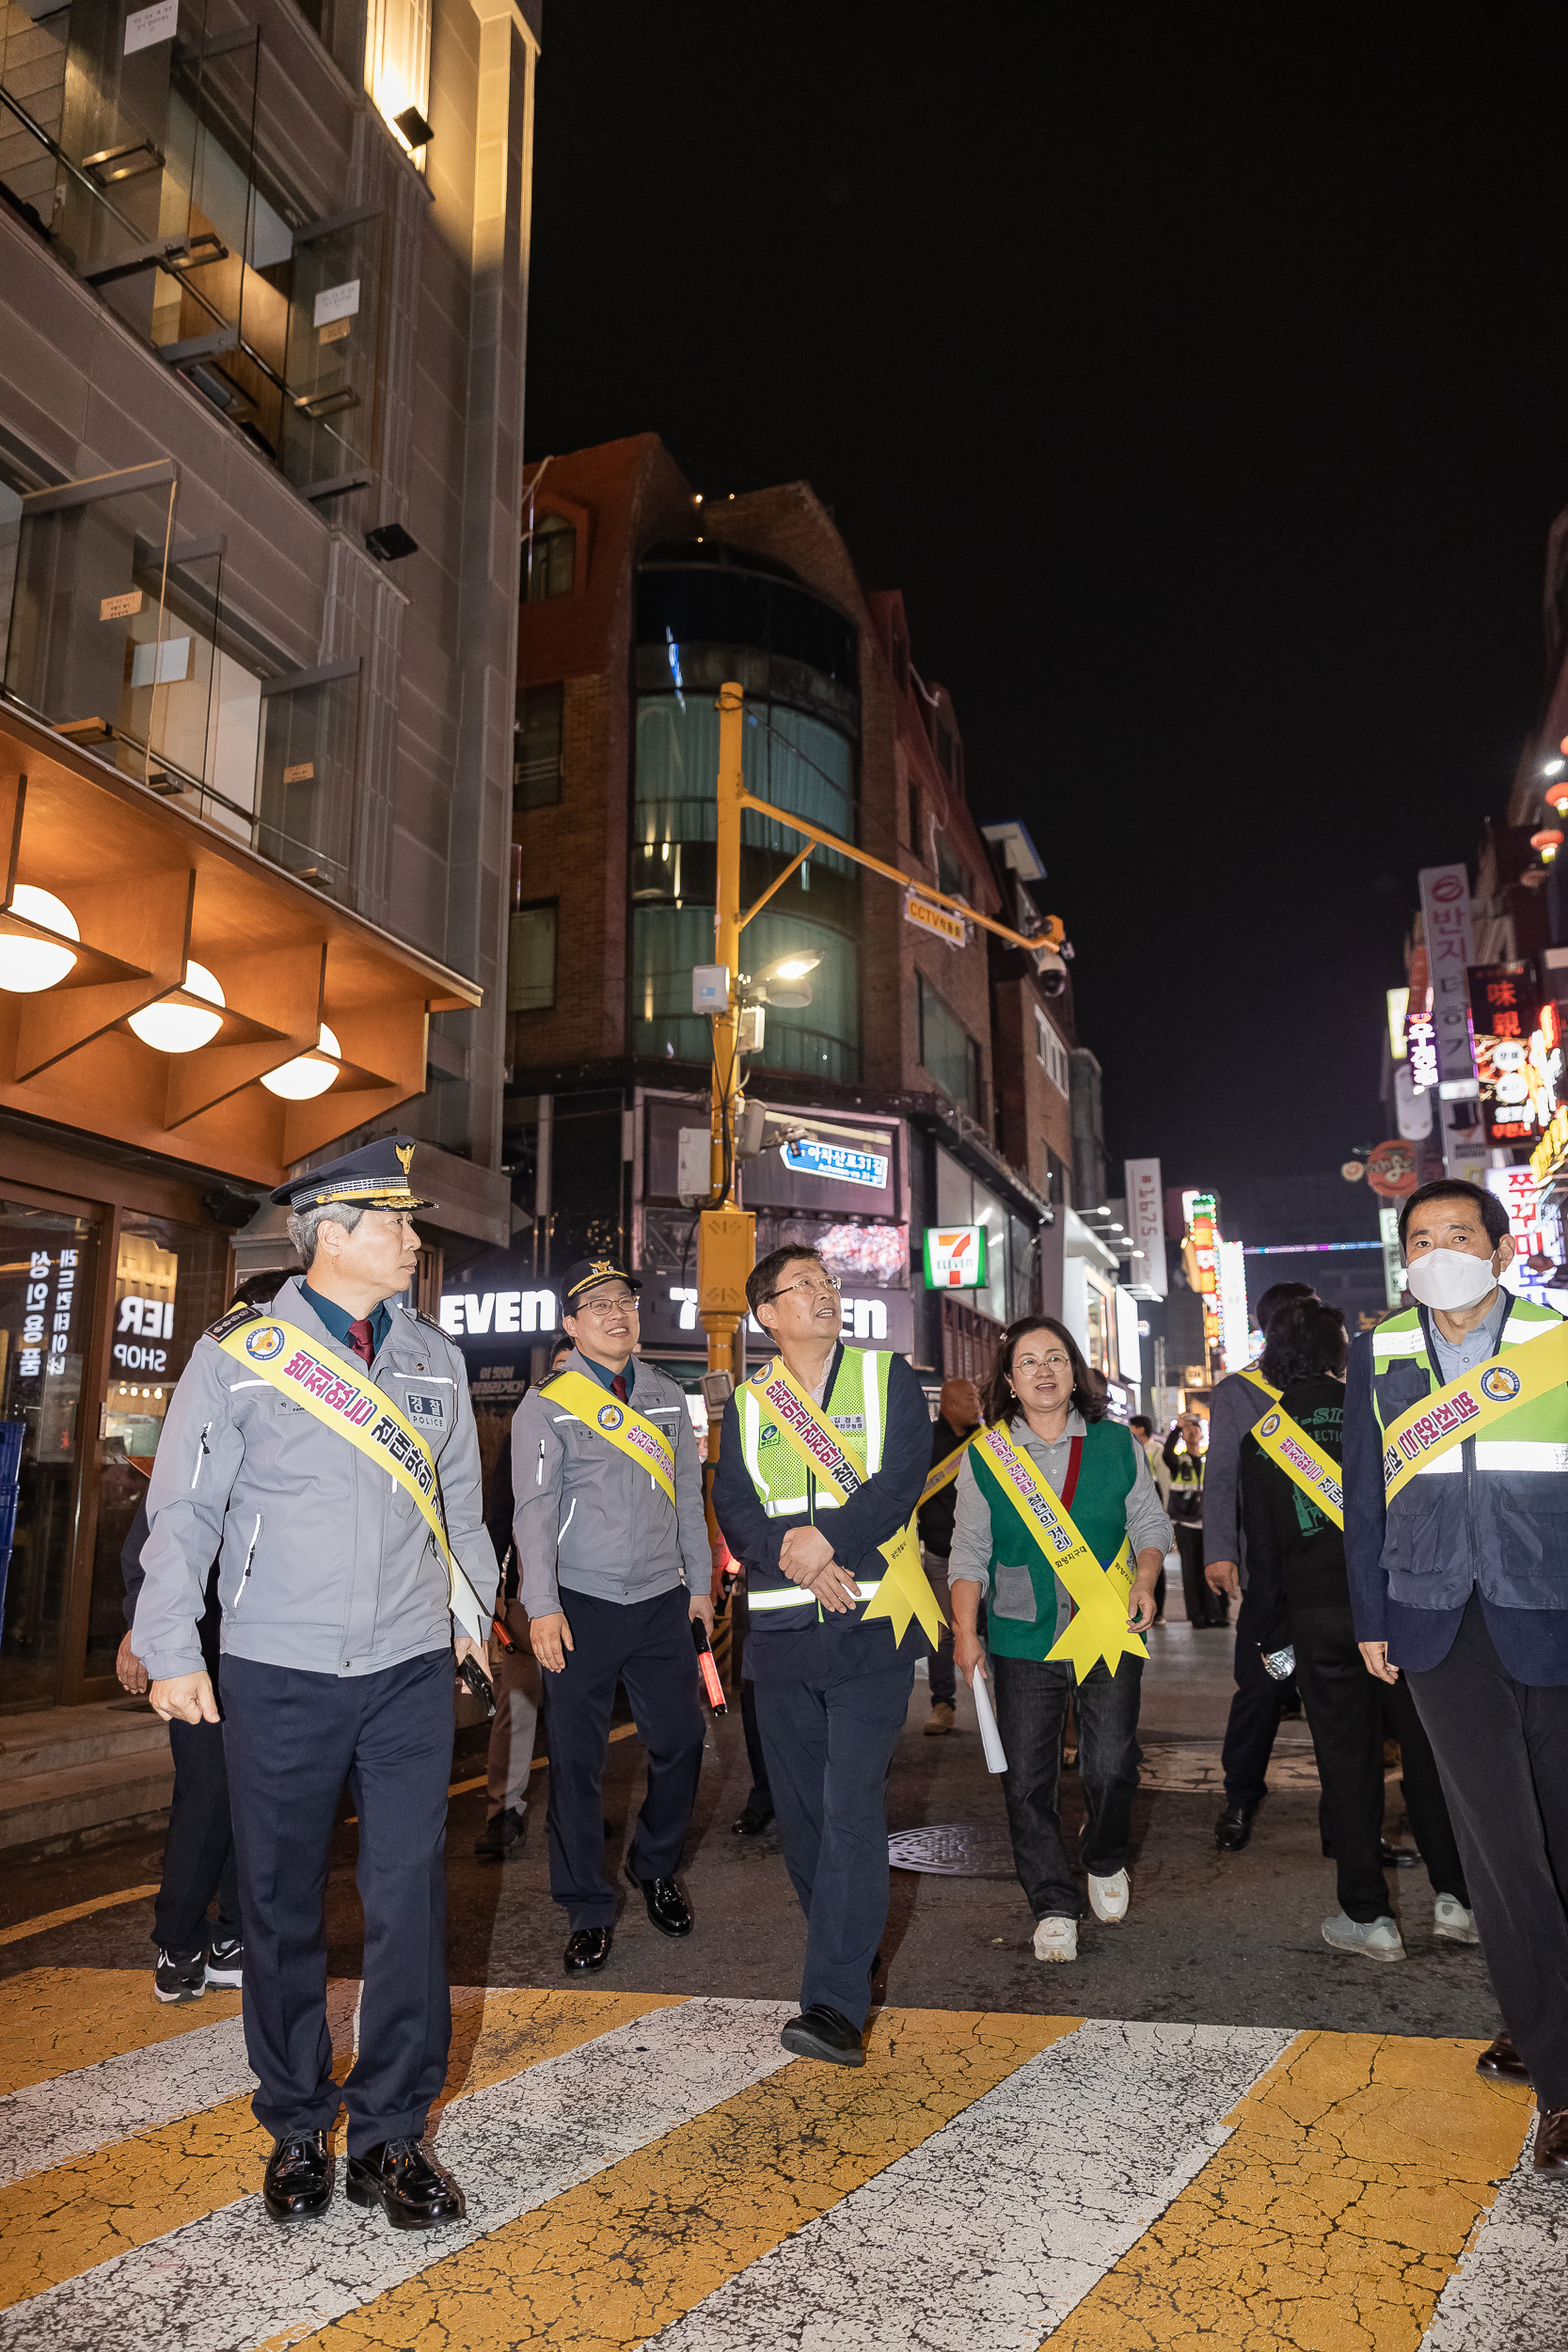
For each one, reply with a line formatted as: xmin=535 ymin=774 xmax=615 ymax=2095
xmin=261 ymin=1022 xmax=341 ymax=1101
xmin=129 ymin=960 xmax=226 ymax=1053
xmin=0 ymin=884 xmax=79 ymax=993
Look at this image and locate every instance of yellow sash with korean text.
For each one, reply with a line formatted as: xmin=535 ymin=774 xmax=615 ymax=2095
xmin=543 ymin=1369 xmax=677 ymax=1507
xmin=920 ymin=1429 xmax=981 ymax=1508
xmin=1381 ymin=1319 xmax=1568 ymax=1504
xmin=1251 ymin=1406 xmax=1344 ymax=1529
xmin=752 ymin=1356 xmax=945 ymax=1645
xmin=974 ymin=1424 xmax=1146 ymax=1678
xmin=214 ymin=1316 xmax=486 ymax=1642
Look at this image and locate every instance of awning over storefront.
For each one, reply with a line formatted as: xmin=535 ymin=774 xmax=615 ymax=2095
xmin=0 ymin=706 xmax=479 ymax=1186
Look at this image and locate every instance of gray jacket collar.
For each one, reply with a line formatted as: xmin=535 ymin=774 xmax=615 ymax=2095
xmin=274 ymin=1273 xmax=403 ymax=1377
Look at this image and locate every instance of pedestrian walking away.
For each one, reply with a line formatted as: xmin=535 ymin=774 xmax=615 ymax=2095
xmin=947 ymin=1316 xmax=1169 ymax=1965
xmin=1345 ymin=1177 xmax=1568 ymax=2174
xmin=510 ymin=1259 xmax=712 ymax=1977
xmin=1204 ymin=1280 xmax=1320 ymax=1851
xmin=1239 ymin=1296 xmax=1473 ymax=1964
xmin=134 ymin=1137 xmax=499 ymax=2232
xmin=1164 ymin=1411 xmax=1223 ymax=1629
xmin=916 ymin=1376 xmax=984 ymax=1735
xmin=712 ymin=1245 xmax=934 ymax=2068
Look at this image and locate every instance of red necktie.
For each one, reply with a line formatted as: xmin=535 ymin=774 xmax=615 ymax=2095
xmin=347 ymin=1317 xmax=374 ymax=1366
xmin=611 ymin=1375 xmax=627 ymax=1402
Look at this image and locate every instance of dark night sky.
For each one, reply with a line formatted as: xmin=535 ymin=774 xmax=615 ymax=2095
xmin=524 ymin=4 xmax=1568 ymax=1220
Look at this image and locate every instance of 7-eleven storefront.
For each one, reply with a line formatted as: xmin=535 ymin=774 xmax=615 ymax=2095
xmin=0 ymin=710 xmax=483 ymax=1712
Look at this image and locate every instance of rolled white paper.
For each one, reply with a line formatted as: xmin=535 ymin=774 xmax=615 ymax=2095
xmin=972 ymin=1664 xmax=1007 ymax=1774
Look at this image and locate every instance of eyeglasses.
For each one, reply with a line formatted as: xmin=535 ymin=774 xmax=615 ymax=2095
xmin=765 ymin=1273 xmax=842 ymax=1305
xmin=576 ymin=1291 xmax=638 ymax=1317
xmin=1013 ymin=1350 xmax=1071 ymax=1375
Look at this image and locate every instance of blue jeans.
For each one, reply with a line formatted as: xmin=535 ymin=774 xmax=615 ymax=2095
xmin=991 ymin=1651 xmax=1144 ymax=1920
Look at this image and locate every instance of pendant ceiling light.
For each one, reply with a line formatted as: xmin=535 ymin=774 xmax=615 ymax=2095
xmin=128 ymin=961 xmax=226 ymax=1053
xmin=261 ymin=1022 xmax=342 ymax=1101
xmin=0 ymin=884 xmax=79 ymax=993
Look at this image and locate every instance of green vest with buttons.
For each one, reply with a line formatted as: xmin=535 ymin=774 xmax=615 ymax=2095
xmin=969 ymin=1419 xmax=1138 ymax=1665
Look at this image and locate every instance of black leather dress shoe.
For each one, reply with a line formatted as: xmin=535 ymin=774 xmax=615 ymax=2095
xmin=1533 ymin=2106 xmax=1568 ymax=2173
xmin=732 ymin=1806 xmax=773 ymax=1836
xmin=1380 ymin=1838 xmax=1419 ymax=1870
xmin=626 ymin=1860 xmax=694 ymax=1937
xmin=263 ymin=2130 xmax=334 ymax=2223
xmin=345 ymin=2137 xmax=466 ymax=2229
xmin=563 ymin=1925 xmax=613 ymax=1973
xmin=1477 ymin=2030 xmax=1531 ymax=2083
xmin=1214 ymin=1803 xmax=1257 ymax=1852
xmin=781 ymin=2004 xmax=865 ymax=2067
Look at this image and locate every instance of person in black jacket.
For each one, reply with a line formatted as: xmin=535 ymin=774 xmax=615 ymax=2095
xmin=915 ymin=1377 xmax=982 ymax=1735
xmin=1240 ymin=1298 xmax=1471 ymax=1963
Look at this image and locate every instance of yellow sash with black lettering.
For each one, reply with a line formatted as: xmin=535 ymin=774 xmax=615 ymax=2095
xmin=1243 ymin=1367 xmax=1281 ymax=1404
xmin=752 ymin=1357 xmax=945 ymax=1645
xmin=1252 ymin=1406 xmax=1344 ymax=1529
xmin=920 ymin=1429 xmax=981 ymax=1508
xmin=543 ymin=1368 xmax=677 ymax=1507
xmin=974 ymin=1424 xmax=1146 ymax=1677
xmin=214 ymin=1317 xmax=487 ymax=1641
xmin=1381 ymin=1319 xmax=1568 ymax=1503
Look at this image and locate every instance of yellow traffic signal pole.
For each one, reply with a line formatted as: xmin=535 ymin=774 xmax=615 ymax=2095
xmin=697 ymin=680 xmax=1068 ymax=1486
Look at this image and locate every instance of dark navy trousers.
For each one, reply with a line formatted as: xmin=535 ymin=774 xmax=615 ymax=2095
xmin=154 ymin=1710 xmax=241 ymax=1960
xmin=755 ymin=1656 xmax=915 ymax=2028
xmin=542 ymin=1585 xmax=705 ymax=1930
xmin=221 ymin=1648 xmax=454 ymax=2158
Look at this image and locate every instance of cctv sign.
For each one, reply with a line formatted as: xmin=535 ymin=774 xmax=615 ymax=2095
xmin=923 ymin=1226 xmax=986 ymax=1288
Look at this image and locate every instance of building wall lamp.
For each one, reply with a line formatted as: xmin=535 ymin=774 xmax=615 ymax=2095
xmin=0 ymin=884 xmax=79 ymax=992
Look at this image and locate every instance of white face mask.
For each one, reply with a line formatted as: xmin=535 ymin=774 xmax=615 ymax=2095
xmin=1403 ymin=1246 xmax=1499 ymax=1312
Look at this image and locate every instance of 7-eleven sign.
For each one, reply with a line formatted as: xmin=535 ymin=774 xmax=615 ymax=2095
xmin=924 ymin=1226 xmax=987 ymax=1288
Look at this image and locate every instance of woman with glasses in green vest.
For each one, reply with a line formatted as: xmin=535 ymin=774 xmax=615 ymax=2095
xmin=948 ymin=1316 xmax=1171 ymax=1963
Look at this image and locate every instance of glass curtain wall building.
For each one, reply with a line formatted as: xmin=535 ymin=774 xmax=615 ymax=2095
xmin=631 ymin=544 xmax=862 ymax=1085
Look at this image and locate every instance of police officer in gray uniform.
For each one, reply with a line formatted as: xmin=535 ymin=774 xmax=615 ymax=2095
xmin=511 ymin=1257 xmax=711 ymax=1975
xmin=136 ymin=1137 xmax=498 ymax=2232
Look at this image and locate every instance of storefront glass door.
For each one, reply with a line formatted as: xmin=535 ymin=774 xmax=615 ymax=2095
xmin=0 ymin=1200 xmax=100 ymax=1708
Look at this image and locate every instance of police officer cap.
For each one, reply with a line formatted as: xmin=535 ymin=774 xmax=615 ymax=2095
xmin=270 ymin=1134 xmax=436 ymax=1214
xmin=559 ymin=1256 xmax=641 ymax=1313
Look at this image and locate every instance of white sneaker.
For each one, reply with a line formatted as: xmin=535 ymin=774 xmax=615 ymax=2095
xmin=1088 ymin=1869 xmax=1130 ymax=1924
xmin=1033 ymin=1915 xmax=1078 ymax=1963
xmin=1322 ymin=1913 xmax=1404 ymax=1963
xmin=1433 ymin=1895 xmax=1480 ymax=1945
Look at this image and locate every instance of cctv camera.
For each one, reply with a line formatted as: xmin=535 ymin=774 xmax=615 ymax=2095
xmin=1036 ymin=950 xmax=1068 ymax=997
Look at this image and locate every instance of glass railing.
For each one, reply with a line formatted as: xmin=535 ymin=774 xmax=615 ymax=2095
xmin=2 ymin=462 xmax=361 ymax=894
xmin=0 ymin=0 xmax=380 ymax=492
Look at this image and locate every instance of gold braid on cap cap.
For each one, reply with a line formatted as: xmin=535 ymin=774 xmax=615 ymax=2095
xmin=296 ymin=1178 xmax=428 ymax=1208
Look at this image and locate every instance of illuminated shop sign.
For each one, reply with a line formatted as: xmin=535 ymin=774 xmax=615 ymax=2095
xmin=923 ymin=1226 xmax=987 ymax=1288
xmin=1469 ymin=961 xmax=1551 ymax=1146
xmin=779 ymin=1138 xmax=890 ymax=1189
xmin=1486 ymin=1166 xmax=1561 ymax=1303
xmin=1404 ymin=1006 xmax=1438 ymax=1092
xmin=439 ymin=1288 xmax=557 ymax=1337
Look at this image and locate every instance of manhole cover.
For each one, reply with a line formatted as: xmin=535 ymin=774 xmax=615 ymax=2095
xmin=888 ymin=1823 xmax=1018 ymax=1877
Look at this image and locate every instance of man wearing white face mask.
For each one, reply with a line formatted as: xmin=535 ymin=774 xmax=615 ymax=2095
xmin=1344 ymin=1177 xmax=1568 ymax=2178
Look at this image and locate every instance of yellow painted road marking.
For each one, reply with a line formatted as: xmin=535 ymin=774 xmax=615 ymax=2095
xmin=0 ymin=1987 xmax=683 ymax=2312
xmin=1044 ymin=2028 xmax=1533 ymax=2351
xmin=288 ymin=2005 xmax=1082 ymax=2352
xmin=0 ymin=1964 xmax=243 ymax=2099
xmin=0 ymin=1883 xmax=159 ymax=1953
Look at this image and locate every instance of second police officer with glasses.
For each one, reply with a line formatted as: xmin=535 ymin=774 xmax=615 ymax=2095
xmin=713 ymin=1245 xmax=933 ymax=2069
xmin=511 ymin=1259 xmax=712 ymax=1975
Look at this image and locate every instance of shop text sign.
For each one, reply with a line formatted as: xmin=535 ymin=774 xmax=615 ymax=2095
xmin=1124 ymin=1156 xmax=1167 ymax=1299
xmin=923 ymin=1226 xmax=986 ymax=1288
xmin=779 ymin=1138 xmax=890 ymax=1189
xmin=439 ymin=1288 xmax=556 ymax=1337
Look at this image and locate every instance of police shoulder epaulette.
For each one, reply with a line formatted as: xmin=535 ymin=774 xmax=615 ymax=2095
xmin=401 ymin=1304 xmax=446 ymax=1332
xmin=207 ymin=1303 xmax=263 ymax=1341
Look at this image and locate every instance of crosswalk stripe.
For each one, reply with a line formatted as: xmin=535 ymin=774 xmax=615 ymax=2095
xmin=0 ymin=1996 xmax=779 ymax=2352
xmin=0 ymin=1986 xmax=682 ymax=2313
xmin=0 ymin=1964 xmax=243 ymax=2100
xmin=280 ymin=2004 xmax=1082 ymax=2352
xmin=1418 ymin=2117 xmax=1568 ymax=2350
xmin=644 ymin=2018 xmax=1295 ymax=2351
xmin=1042 ymin=2028 xmax=1533 ymax=2350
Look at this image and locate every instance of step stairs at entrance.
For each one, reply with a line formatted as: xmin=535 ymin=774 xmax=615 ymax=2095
xmin=0 ymin=1701 xmax=171 ymax=1858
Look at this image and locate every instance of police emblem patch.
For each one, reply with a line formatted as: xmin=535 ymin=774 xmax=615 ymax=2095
xmin=245 ymin=1324 xmax=287 ymax=1360
xmin=404 ymin=1392 xmax=445 ymax=1428
xmin=1259 ymin=1410 xmax=1281 ymax=1437
xmin=597 ymin=1402 xmax=625 ymax=1432
xmin=1480 ymin=1365 xmax=1523 ymax=1403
